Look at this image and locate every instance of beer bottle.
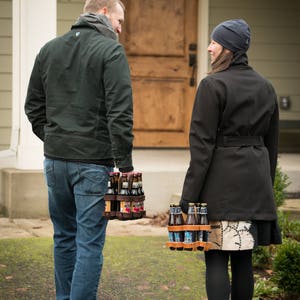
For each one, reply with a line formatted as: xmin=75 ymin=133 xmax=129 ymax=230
xmin=107 ymin=172 xmax=115 ymax=195
xmin=131 ymin=173 xmax=141 ymax=218
xmin=174 ymin=204 xmax=184 ymax=251
xmin=184 ymin=203 xmax=197 ymax=251
xmin=131 ymin=173 xmax=139 ymax=196
xmin=113 ymin=172 xmax=120 ymax=194
xmin=137 ymin=172 xmax=145 ymax=217
xmin=197 ymin=203 xmax=209 ymax=250
xmin=195 ymin=203 xmax=200 ymax=225
xmin=113 ymin=172 xmax=120 ymax=213
xmin=119 ymin=173 xmax=129 ymax=195
xmin=137 ymin=172 xmax=144 ymax=195
xmin=196 ymin=203 xmax=203 ymax=250
xmin=109 ymin=172 xmax=116 ymax=218
xmin=168 ymin=204 xmax=176 ymax=250
xmin=118 ymin=173 xmax=132 ymax=220
xmin=200 ymin=203 xmax=209 ymax=241
xmin=103 ymin=172 xmax=115 ymax=219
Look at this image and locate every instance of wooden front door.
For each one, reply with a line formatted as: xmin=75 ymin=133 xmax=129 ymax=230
xmin=120 ymin=0 xmax=198 ymax=147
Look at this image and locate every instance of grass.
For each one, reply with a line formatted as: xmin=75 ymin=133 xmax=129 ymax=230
xmin=0 ymin=236 xmax=207 ymax=300
xmin=0 ymin=238 xmax=55 ymax=299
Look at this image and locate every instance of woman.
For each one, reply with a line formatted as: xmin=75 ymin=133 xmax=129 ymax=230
xmin=180 ymin=19 xmax=281 ymax=300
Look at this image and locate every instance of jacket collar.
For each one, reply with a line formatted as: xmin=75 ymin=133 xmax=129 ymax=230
xmin=72 ymin=13 xmax=117 ymax=40
xmin=230 ymin=51 xmax=249 ymax=67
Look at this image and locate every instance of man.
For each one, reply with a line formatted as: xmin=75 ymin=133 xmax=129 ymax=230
xmin=25 ymin=1 xmax=133 ymax=299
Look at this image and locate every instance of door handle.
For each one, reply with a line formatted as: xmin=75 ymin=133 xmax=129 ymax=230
xmin=189 ymin=54 xmax=196 ymax=67
xmin=189 ymin=54 xmax=197 ymax=86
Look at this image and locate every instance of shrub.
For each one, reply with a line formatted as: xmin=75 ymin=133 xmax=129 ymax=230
xmin=253 ymin=246 xmax=272 ymax=269
xmin=253 ymin=166 xmax=291 ymax=269
xmin=277 ymin=210 xmax=300 ymax=242
xmin=274 ymin=166 xmax=290 ymax=208
xmin=273 ymin=238 xmax=300 ymax=298
xmin=253 ymin=275 xmax=280 ymax=300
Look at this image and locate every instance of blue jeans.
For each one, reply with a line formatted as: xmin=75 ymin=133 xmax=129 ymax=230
xmin=44 ymin=158 xmax=112 ymax=300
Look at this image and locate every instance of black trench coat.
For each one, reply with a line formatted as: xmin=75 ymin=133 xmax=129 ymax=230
xmin=180 ymin=54 xmax=279 ymax=222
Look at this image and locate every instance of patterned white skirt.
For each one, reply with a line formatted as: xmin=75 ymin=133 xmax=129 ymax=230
xmin=208 ymin=221 xmax=255 ymax=251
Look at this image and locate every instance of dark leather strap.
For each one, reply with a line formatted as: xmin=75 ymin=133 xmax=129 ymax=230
xmin=216 ymin=135 xmax=264 ymax=147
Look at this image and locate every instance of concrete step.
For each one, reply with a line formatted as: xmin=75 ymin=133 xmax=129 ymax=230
xmin=279 ymin=199 xmax=300 ymax=220
xmin=278 ymin=153 xmax=300 ymax=195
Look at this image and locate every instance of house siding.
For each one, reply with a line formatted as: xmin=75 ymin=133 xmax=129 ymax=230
xmin=57 ymin=0 xmax=83 ymax=36
xmin=0 ymin=0 xmax=12 ymax=151
xmin=209 ymin=0 xmax=300 ymax=111
xmin=0 ymin=0 xmax=299 ymax=152
xmin=209 ymin=0 xmax=300 ymax=150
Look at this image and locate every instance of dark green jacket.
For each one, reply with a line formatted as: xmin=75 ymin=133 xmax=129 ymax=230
xmin=25 ymin=18 xmax=133 ymax=170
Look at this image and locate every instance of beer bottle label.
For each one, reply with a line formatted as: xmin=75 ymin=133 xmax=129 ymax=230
xmin=184 ymin=231 xmax=194 ymax=243
xmin=120 ymin=201 xmax=131 ymax=213
xmin=132 ymin=201 xmax=139 ymax=212
xmin=174 ymin=232 xmax=182 ymax=242
xmin=203 ymin=231 xmax=208 ymax=242
xmin=198 ymin=230 xmax=203 ymax=242
xmin=105 ymin=200 xmax=111 ymax=213
xmin=132 ymin=182 xmax=139 ymax=189
xmin=140 ymin=202 xmax=144 ymax=211
xmin=169 ymin=232 xmax=174 ymax=242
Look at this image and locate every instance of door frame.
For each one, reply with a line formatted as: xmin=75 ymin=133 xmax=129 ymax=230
xmin=197 ymin=0 xmax=209 ymax=83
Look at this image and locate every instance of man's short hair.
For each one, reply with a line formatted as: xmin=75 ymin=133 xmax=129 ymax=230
xmin=83 ymin=0 xmax=125 ymax=13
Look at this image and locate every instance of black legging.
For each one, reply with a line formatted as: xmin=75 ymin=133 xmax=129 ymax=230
xmin=204 ymin=250 xmax=254 ymax=300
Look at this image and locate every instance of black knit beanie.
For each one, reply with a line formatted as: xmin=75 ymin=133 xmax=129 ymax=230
xmin=211 ymin=19 xmax=251 ymax=53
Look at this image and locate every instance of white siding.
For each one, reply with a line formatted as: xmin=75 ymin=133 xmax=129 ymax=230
xmin=57 ymin=0 xmax=83 ymax=36
xmin=209 ymin=0 xmax=300 ymax=121
xmin=1 ymin=1 xmax=297 ymax=153
xmin=0 ymin=0 xmax=12 ymax=151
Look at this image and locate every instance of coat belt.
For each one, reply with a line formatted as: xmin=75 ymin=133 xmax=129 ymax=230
xmin=216 ymin=135 xmax=264 ymax=147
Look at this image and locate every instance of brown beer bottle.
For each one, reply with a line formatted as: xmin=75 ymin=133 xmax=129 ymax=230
xmin=200 ymin=203 xmax=209 ymax=241
xmin=113 ymin=172 xmax=120 ymax=213
xmin=174 ymin=204 xmax=184 ymax=251
xmin=119 ymin=173 xmax=129 ymax=195
xmin=107 ymin=172 xmax=115 ymax=195
xmin=131 ymin=173 xmax=139 ymax=196
xmin=131 ymin=173 xmax=141 ymax=218
xmin=104 ymin=172 xmax=115 ymax=219
xmin=196 ymin=203 xmax=203 ymax=250
xmin=168 ymin=204 xmax=176 ymax=250
xmin=184 ymin=203 xmax=197 ymax=251
xmin=137 ymin=172 xmax=145 ymax=217
xmin=118 ymin=173 xmax=132 ymax=220
xmin=113 ymin=172 xmax=120 ymax=194
xmin=137 ymin=172 xmax=144 ymax=195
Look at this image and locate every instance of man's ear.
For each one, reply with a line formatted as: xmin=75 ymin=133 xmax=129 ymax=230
xmin=97 ymin=6 xmax=108 ymax=15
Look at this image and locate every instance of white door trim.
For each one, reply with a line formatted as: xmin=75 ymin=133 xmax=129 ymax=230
xmin=197 ymin=0 xmax=209 ymax=83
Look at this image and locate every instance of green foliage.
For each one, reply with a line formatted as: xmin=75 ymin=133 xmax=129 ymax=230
xmin=252 ymin=167 xmax=292 ymax=270
xmin=252 ymin=246 xmax=272 ymax=269
xmin=253 ymin=275 xmax=280 ymax=299
xmin=273 ymin=238 xmax=300 ymax=297
xmin=277 ymin=210 xmax=300 ymax=242
xmin=274 ymin=166 xmax=290 ymax=208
